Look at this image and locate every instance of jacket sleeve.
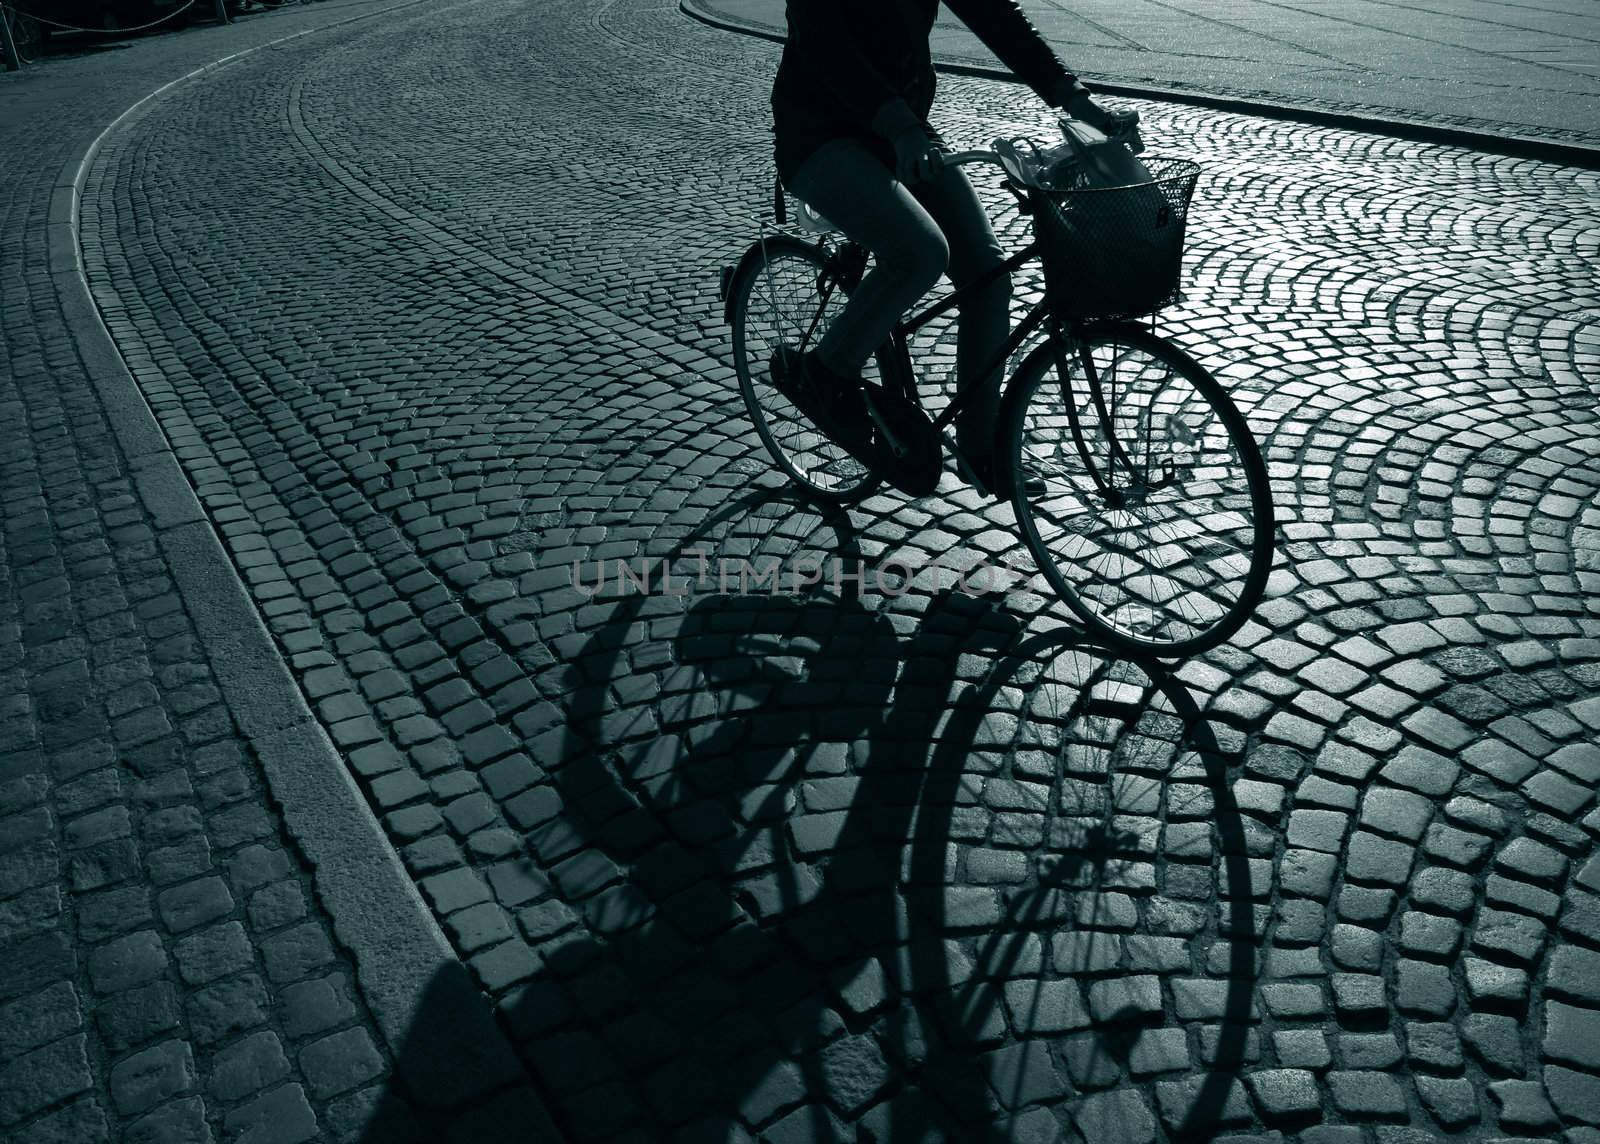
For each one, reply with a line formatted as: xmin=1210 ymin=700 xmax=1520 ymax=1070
xmin=785 ymin=0 xmax=925 ymax=138
xmin=943 ymin=0 xmax=1077 ymax=104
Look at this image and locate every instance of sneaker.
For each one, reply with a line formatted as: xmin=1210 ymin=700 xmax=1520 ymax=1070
xmin=768 ymin=347 xmax=873 ymax=453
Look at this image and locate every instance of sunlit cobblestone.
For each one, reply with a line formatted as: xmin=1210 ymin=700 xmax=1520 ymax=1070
xmin=11 ymin=0 xmax=1599 ymax=1137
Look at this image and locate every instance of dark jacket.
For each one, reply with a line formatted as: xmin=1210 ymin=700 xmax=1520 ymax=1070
xmin=771 ymin=0 xmax=1076 ymax=183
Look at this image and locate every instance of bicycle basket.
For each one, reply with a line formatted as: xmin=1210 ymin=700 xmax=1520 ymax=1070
xmin=1030 ymin=158 xmax=1200 ymax=322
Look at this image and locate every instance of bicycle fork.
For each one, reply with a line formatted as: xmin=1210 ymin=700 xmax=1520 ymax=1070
xmin=1050 ymin=332 xmax=1176 ymax=505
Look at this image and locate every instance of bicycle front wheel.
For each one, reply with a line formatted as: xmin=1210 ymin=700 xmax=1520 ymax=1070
xmin=1006 ymin=322 xmax=1275 ymax=658
xmin=729 ymin=235 xmax=880 ymax=503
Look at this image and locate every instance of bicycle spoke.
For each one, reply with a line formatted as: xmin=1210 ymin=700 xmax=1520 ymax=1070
xmin=1010 ymin=325 xmax=1272 ymax=655
xmin=733 ymin=242 xmax=877 ymax=499
xmin=1018 ymin=444 xmax=1096 ymax=488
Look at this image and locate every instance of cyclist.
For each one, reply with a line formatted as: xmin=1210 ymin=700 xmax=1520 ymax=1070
xmin=768 ymin=0 xmax=1136 ymax=497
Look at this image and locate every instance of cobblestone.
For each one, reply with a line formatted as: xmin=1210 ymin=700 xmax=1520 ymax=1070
xmin=299 ymin=1027 xmax=386 ymax=1099
xmin=210 ymin=1030 xmax=290 ymax=1102
xmin=1416 ymin=1075 xmax=1480 ymax=1129
xmin=0 ymin=1035 xmax=93 ymax=1127
xmin=1545 ymin=1003 xmax=1600 ymax=1071
xmin=0 ymin=15 xmax=431 ymax=1136
xmin=223 ymin=1082 xmax=320 ymax=1144
xmin=1464 ymin=1014 xmax=1527 ymax=1076
xmin=109 ymin=1038 xmax=196 ymax=1116
xmin=1247 ymin=1068 xmax=1320 ymax=1121
xmin=6 ymin=0 xmax=1598 ymax=1136
xmin=96 ymin=983 xmax=181 ymax=1053
xmin=188 ymin=975 xmax=270 ymax=1046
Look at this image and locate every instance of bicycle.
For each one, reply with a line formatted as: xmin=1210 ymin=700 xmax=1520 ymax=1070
xmin=2 ymin=1 xmax=44 ymax=65
xmin=722 ymin=120 xmax=1275 ymax=659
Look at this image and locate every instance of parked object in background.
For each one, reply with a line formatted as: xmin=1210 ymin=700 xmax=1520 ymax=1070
xmin=2 ymin=1 xmax=45 ymax=63
xmin=1 ymin=0 xmax=200 ymax=49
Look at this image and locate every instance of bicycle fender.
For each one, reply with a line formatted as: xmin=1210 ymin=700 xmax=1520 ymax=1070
xmin=722 ymin=234 xmax=822 ymax=326
xmin=723 ymin=243 xmax=765 ymax=326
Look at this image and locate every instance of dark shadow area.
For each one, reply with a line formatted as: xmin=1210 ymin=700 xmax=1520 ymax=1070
xmin=367 ymin=489 xmax=1256 ymax=1142
xmin=7 ymin=32 xmax=132 ymax=59
xmin=4 ymin=0 xmax=300 ymax=66
xmin=350 ymin=959 xmax=559 ymax=1144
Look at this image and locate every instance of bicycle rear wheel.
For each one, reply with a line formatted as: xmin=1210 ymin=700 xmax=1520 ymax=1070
xmin=729 ymin=235 xmax=880 ymax=503
xmin=1006 ymin=322 xmax=1274 ymax=657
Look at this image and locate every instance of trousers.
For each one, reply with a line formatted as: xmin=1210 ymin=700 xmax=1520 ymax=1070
xmin=786 ymin=137 xmax=1011 ymax=456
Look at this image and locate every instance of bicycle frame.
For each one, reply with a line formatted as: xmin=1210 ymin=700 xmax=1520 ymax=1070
xmin=889 ymin=240 xmax=1052 ymax=436
xmin=824 ymin=235 xmax=1139 ymax=494
xmin=800 ymin=236 xmax=1056 ymax=427
xmin=792 ymin=212 xmax=1159 ymax=498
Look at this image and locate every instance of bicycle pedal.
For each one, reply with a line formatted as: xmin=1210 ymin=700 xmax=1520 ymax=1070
xmin=867 ymin=400 xmax=940 ymax=498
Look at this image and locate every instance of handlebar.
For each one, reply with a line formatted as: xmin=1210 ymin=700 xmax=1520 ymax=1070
xmin=944 ymin=150 xmax=1007 ymax=170
xmin=939 ymin=116 xmax=1145 ymax=189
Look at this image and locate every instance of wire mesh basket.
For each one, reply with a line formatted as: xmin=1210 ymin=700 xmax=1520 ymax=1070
xmin=1029 ymin=158 xmax=1201 ymax=322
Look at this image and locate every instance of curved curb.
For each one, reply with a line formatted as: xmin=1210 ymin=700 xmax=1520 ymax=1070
xmin=680 ymin=0 xmax=1600 ymax=171
xmin=50 ymin=4 xmax=560 ymax=1137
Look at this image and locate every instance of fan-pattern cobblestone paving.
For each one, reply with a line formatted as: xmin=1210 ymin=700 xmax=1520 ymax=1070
xmin=21 ymin=0 xmax=1600 ymax=1138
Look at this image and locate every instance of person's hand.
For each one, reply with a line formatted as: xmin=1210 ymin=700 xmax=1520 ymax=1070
xmin=1061 ymin=85 xmax=1139 ymax=138
xmin=891 ymin=126 xmax=945 ymax=185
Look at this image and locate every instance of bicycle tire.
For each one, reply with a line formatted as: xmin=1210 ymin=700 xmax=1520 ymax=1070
xmin=1004 ymin=322 xmax=1274 ymax=657
xmin=729 ymin=234 xmax=881 ymax=504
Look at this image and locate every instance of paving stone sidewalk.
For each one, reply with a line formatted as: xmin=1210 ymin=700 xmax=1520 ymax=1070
xmin=9 ymin=0 xmax=1600 ymax=1140
xmin=688 ymin=0 xmax=1600 ymax=151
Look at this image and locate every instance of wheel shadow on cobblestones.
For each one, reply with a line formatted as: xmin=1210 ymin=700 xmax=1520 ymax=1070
xmin=895 ymin=620 xmax=1258 ymax=1142
xmin=367 ymin=486 xmax=1257 ymax=1140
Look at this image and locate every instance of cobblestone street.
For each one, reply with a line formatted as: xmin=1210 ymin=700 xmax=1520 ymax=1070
xmin=4 ymin=0 xmax=1600 ymax=1140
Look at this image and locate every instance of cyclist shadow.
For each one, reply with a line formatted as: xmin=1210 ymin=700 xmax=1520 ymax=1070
xmin=368 ymin=490 xmax=1257 ymax=1142
xmin=544 ymin=576 xmax=1013 ymax=1138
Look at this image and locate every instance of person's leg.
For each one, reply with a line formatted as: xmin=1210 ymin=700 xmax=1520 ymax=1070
xmin=908 ymin=162 xmax=1011 ymax=462
xmin=786 ymin=139 xmax=949 ymax=378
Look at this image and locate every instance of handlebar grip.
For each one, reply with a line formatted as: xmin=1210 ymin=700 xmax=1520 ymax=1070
xmin=942 ymin=149 xmax=1005 ymax=169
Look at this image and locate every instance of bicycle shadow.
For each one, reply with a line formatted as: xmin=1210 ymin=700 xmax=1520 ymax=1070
xmin=538 ymin=495 xmax=1001 ymax=1137
xmin=368 ymin=488 xmax=1257 ymax=1142
xmin=911 ymin=622 xmax=1258 ymax=1141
